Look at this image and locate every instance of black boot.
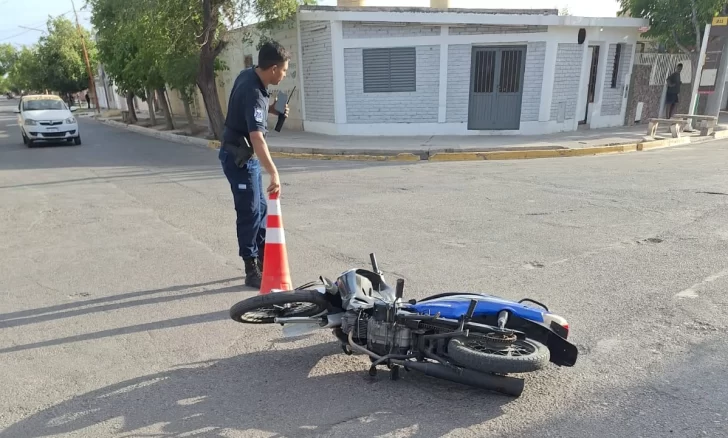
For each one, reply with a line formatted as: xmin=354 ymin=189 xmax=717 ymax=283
xmin=257 ymin=246 xmax=265 ymax=272
xmin=243 ymin=257 xmax=262 ymax=288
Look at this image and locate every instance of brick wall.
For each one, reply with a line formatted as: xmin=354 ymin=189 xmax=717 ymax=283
xmin=342 ymin=22 xmax=441 ymax=38
xmin=625 ymin=65 xmax=697 ymax=125
xmin=551 ymin=43 xmax=583 ymax=121
xmin=446 ymin=44 xmax=471 ymax=123
xmin=521 ymin=42 xmax=545 ymax=122
xmin=449 ymin=25 xmax=547 ymax=35
xmin=601 ymin=43 xmax=633 ymax=116
xmin=344 ymin=45 xmax=440 ymax=123
xmin=300 ymin=21 xmax=335 ymax=123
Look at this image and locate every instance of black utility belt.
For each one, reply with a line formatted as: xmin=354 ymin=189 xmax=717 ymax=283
xmin=223 ymin=136 xmax=255 ymax=167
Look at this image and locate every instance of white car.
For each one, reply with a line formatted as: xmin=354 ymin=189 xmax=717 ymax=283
xmin=14 ymin=94 xmax=82 ymax=147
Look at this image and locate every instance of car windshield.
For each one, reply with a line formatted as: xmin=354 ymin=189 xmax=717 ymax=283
xmin=23 ymin=99 xmax=66 ymax=111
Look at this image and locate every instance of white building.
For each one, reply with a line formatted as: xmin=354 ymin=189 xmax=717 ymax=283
xmin=291 ymin=2 xmax=648 ymax=136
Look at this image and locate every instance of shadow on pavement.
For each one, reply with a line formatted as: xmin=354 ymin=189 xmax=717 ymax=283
xmin=0 ymin=310 xmax=229 ymax=354
xmin=0 ymin=283 xmax=244 ymax=330
xmin=0 ymin=277 xmax=241 ymax=322
xmin=0 ymin=342 xmax=512 ymax=437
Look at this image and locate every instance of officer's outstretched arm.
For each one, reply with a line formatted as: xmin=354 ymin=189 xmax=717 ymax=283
xmin=250 ymin=131 xmax=279 ymax=184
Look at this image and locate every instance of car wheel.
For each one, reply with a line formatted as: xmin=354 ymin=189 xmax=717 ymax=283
xmin=22 ymin=132 xmax=28 ymax=145
xmin=73 ymin=136 xmax=82 ymax=145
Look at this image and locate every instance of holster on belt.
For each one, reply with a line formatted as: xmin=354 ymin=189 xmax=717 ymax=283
xmin=223 ymin=135 xmax=255 ymax=168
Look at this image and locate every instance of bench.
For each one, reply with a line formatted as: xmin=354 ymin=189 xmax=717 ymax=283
xmin=647 ymin=118 xmax=690 ymax=138
xmin=672 ymin=114 xmax=718 ymax=136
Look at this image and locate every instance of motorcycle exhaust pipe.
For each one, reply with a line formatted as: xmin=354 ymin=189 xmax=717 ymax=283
xmin=389 ymin=359 xmax=524 ymax=397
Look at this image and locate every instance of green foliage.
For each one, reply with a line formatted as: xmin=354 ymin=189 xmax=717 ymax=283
xmin=36 ymin=16 xmax=97 ymax=95
xmin=0 ymin=43 xmax=18 ymax=77
xmin=3 ymin=17 xmax=95 ymax=94
xmin=619 ymin=0 xmax=724 ymax=54
xmin=7 ymin=46 xmax=44 ymax=93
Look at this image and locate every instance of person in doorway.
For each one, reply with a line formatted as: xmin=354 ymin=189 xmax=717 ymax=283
xmin=219 ymin=41 xmax=290 ymax=288
xmin=666 ymin=63 xmax=683 ymax=118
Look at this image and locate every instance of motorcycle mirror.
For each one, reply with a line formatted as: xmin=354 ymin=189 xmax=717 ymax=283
xmin=395 ymin=278 xmax=405 ymax=299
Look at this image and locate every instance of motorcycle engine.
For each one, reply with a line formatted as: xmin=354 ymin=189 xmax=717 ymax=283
xmin=341 ymin=303 xmax=412 ymax=356
xmin=366 ymin=302 xmax=412 ymax=356
xmin=341 ymin=310 xmax=369 ymax=345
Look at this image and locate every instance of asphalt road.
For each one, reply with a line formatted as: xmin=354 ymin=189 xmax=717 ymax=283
xmin=1 ymin=97 xmax=727 ymax=438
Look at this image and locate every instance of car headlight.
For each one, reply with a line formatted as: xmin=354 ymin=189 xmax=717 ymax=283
xmin=24 ymin=119 xmax=37 ymax=126
xmin=65 ymin=117 xmax=76 ymax=124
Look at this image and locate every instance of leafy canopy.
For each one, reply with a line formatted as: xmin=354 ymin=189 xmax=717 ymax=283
xmin=619 ymin=0 xmax=725 ymax=54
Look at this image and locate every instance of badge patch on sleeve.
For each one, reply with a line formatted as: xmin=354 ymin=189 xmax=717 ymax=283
xmin=254 ymin=107 xmax=264 ymax=123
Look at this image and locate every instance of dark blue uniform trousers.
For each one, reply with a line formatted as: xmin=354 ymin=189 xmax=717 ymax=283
xmin=221 ymin=150 xmax=267 ymax=260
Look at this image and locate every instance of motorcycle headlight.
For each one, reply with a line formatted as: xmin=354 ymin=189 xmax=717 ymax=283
xmin=24 ymin=119 xmax=37 ymax=126
xmin=65 ymin=117 xmax=76 ymax=124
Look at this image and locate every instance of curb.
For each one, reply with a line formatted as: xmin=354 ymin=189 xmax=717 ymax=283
xmin=94 ymin=117 xmax=714 ymax=162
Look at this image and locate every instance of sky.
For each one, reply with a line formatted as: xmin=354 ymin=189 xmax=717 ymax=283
xmin=0 ymin=0 xmax=621 ymax=48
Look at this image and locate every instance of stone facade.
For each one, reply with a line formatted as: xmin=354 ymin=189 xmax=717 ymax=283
xmin=344 ymin=45 xmax=440 ymax=123
xmin=521 ymin=42 xmax=546 ymax=122
xmin=551 ymin=43 xmax=583 ymax=121
xmin=342 ymin=22 xmax=441 ymax=38
xmin=300 ymin=21 xmax=335 ymax=123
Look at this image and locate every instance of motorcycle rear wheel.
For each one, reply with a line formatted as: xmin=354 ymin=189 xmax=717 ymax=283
xmin=229 ymin=289 xmax=329 ymax=324
xmin=447 ymin=336 xmax=550 ymax=374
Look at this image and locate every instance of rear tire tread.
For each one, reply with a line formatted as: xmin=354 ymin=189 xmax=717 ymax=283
xmin=447 ymin=336 xmax=550 ymax=374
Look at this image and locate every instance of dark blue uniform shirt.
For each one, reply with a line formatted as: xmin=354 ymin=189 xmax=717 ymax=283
xmin=220 ymin=67 xmax=270 ymax=159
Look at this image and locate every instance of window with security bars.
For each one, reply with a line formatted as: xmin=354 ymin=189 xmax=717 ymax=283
xmin=362 ymin=47 xmax=416 ymax=93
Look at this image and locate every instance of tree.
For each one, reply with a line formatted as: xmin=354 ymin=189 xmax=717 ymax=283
xmin=152 ymin=0 xmax=313 ymax=140
xmin=619 ymin=0 xmax=724 ymax=80
xmin=7 ymin=46 xmax=44 ymax=93
xmin=0 ymin=43 xmax=18 ymax=77
xmin=36 ymin=16 xmax=97 ymax=96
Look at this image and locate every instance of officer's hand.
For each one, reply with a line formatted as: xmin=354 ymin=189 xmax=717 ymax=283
xmin=267 ymin=173 xmax=281 ymax=195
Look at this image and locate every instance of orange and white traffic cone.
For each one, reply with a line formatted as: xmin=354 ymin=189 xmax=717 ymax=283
xmin=259 ymin=191 xmax=292 ymax=294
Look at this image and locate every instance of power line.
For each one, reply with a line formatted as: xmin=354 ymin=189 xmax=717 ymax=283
xmin=0 ymin=10 xmax=74 ymax=43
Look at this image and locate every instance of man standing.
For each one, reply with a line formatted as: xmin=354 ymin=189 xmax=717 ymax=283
xmin=665 ymin=63 xmax=683 ymax=119
xmin=220 ymin=41 xmax=290 ymax=288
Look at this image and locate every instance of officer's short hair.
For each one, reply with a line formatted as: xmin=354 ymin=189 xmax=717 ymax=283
xmin=258 ymin=41 xmax=290 ymax=70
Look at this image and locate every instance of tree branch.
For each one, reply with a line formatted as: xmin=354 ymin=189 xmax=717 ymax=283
xmin=212 ymin=40 xmax=227 ymax=58
xmin=690 ymin=0 xmax=701 ymax=50
xmin=673 ymin=29 xmax=693 ymax=55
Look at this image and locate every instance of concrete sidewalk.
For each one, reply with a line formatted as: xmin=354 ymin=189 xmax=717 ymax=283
xmin=87 ymin=110 xmax=728 ymax=161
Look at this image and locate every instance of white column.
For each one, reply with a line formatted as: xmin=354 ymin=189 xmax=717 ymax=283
xmin=295 ymin=12 xmax=307 ymax=122
xmin=573 ymin=40 xmax=591 ymax=130
xmin=438 ymin=26 xmax=449 ymax=123
xmin=539 ymin=40 xmax=558 ymax=122
xmin=330 ymin=20 xmax=347 ymax=124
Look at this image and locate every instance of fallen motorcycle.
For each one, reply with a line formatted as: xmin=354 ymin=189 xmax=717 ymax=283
xmin=229 ymin=253 xmax=578 ymax=397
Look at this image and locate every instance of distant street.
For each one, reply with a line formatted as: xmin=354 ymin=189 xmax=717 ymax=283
xmin=1 ymin=97 xmax=727 ymax=437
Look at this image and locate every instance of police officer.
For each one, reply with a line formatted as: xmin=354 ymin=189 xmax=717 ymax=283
xmin=220 ymin=41 xmax=290 ymax=288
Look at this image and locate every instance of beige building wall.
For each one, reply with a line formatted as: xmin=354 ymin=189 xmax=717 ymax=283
xmin=216 ymin=21 xmax=304 ymax=131
xmin=162 ymin=21 xmax=303 ymax=132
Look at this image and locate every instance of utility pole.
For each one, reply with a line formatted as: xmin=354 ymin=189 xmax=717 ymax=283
xmin=71 ymin=0 xmax=100 ymax=114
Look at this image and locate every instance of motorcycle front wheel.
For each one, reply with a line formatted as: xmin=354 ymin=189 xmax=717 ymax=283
xmin=229 ymin=289 xmax=330 ymax=324
xmin=447 ymin=336 xmax=550 ymax=374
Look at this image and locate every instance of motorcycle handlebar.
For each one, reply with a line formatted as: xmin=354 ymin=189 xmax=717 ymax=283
xmin=369 ymin=253 xmax=379 ymax=273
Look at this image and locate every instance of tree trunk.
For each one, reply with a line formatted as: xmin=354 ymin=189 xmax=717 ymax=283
xmin=146 ymin=88 xmax=157 ymax=126
xmin=196 ymin=57 xmax=224 ymax=140
xmin=125 ymin=92 xmax=137 ymax=124
xmin=182 ymin=95 xmax=196 ymax=134
xmin=156 ymin=87 xmax=175 ymax=130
